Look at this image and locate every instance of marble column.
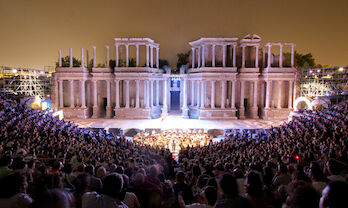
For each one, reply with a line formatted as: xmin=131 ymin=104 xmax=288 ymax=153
xmin=265 ymin=81 xmax=271 ymax=109
xmin=125 ymin=44 xmax=129 ymax=67
xmin=146 ymin=45 xmax=149 ymax=67
xmin=70 ymin=80 xmax=74 ymax=107
xmin=125 ymin=80 xmax=130 ymax=108
xmin=156 ymin=48 xmax=159 ymax=68
xmin=81 ymin=48 xmax=84 ymax=67
xmin=291 ymin=45 xmax=295 ymax=67
xmin=279 ymin=45 xmax=283 ymax=67
xmin=196 ymin=80 xmax=200 ymax=107
xmin=59 ymin=80 xmax=63 ymax=108
xmin=191 ymin=80 xmax=194 ymax=106
xmin=277 ymin=80 xmax=282 ymax=109
xmin=92 ymin=80 xmax=98 ymax=118
xmin=162 ymin=78 xmax=168 ymax=114
xmin=221 ymin=80 xmax=226 ymax=109
xmin=146 ymin=80 xmax=150 ymax=108
xmin=255 ymin=46 xmax=259 ymax=68
xmin=202 ymin=45 xmax=206 ymax=67
xmin=182 ymin=78 xmax=188 ymax=117
xmin=288 ymin=81 xmax=293 ymax=109
xmin=150 ymin=80 xmax=154 ymax=107
xmin=239 ymin=81 xmax=245 ymax=118
xmin=251 ymin=80 xmax=258 ymax=118
xmin=136 ymin=44 xmax=139 ymax=67
xmin=136 ymin=80 xmax=140 ymax=108
xmin=233 ymin=45 xmax=236 ymax=67
xmin=211 ymin=81 xmax=215 ymax=109
xmin=81 ymin=80 xmax=86 ymax=108
xmin=222 ymin=45 xmax=226 ymax=67
xmin=106 ymin=80 xmax=112 ymax=118
xmin=150 ymin=46 xmax=154 ymax=68
xmin=106 ymin=46 xmax=110 ymax=67
xmin=231 ymin=80 xmax=236 ymax=109
xmin=58 ymin=50 xmax=62 ymax=67
xmin=242 ymin=46 xmax=246 ymax=68
xmin=115 ymin=80 xmax=120 ymax=109
xmin=198 ymin=47 xmax=201 ymax=68
xmin=93 ymin=46 xmax=96 ymax=67
xmin=200 ymin=81 xmax=205 ymax=108
xmin=267 ymin=45 xmax=271 ymax=68
xmin=156 ymin=80 xmax=159 ymax=106
xmin=191 ymin=48 xmax=195 ymax=68
xmin=115 ymin=44 xmax=119 ymax=67
xmin=69 ymin=48 xmax=73 ymax=67
xmin=212 ymin=45 xmax=216 ymax=67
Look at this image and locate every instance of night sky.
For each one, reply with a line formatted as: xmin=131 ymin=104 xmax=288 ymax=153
xmin=0 ymin=0 xmax=347 ymax=69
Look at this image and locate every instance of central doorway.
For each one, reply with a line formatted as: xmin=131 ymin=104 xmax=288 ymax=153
xmin=170 ymin=77 xmax=181 ymax=113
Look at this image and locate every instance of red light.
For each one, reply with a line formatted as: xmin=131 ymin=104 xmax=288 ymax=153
xmin=294 ymin=155 xmax=300 ymax=160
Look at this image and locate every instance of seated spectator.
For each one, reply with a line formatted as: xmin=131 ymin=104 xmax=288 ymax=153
xmin=320 ymin=181 xmax=348 ymax=208
xmin=29 ymin=188 xmax=74 ymax=208
xmin=178 ymin=186 xmax=217 ymax=208
xmin=286 ymin=181 xmax=319 ymax=208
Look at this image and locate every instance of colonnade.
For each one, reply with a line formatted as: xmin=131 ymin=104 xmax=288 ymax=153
xmin=265 ymin=43 xmax=295 ymax=68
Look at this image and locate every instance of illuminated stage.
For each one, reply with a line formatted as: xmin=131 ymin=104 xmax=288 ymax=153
xmin=68 ymin=114 xmax=286 ymax=131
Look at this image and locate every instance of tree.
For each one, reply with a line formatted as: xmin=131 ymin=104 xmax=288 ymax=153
xmin=56 ymin=56 xmax=81 ymax=67
xmin=159 ymin=59 xmax=169 ymax=69
xmin=176 ymin=51 xmax=191 ymax=69
xmin=294 ymin=51 xmax=316 ymax=68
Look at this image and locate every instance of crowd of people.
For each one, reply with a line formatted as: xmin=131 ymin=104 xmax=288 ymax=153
xmin=0 ymin=90 xmax=348 ymax=208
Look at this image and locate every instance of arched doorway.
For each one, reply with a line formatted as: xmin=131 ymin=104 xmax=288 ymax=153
xmin=294 ymin=97 xmax=313 ymax=111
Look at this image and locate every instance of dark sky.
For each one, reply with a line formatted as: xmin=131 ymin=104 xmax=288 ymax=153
xmin=0 ymin=0 xmax=347 ymax=69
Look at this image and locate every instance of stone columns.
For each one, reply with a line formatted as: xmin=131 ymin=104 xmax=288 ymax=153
xmin=93 ymin=46 xmax=96 ymax=68
xmin=191 ymin=48 xmax=195 ymax=68
xmin=156 ymin=48 xmax=159 ymax=68
xmin=156 ymin=80 xmax=159 ymax=106
xmin=211 ymin=80 xmax=215 ymax=109
xmin=146 ymin=81 xmax=150 ymax=108
xmin=182 ymin=78 xmax=188 ymax=117
xmin=136 ymin=44 xmax=139 ymax=67
xmin=115 ymin=45 xmax=119 ymax=67
xmin=255 ymin=46 xmax=259 ymax=68
xmin=150 ymin=46 xmax=154 ymax=68
xmin=106 ymin=80 xmax=112 ymax=118
xmin=70 ymin=80 xmax=74 ymax=108
xmin=222 ymin=45 xmax=226 ymax=67
xmin=190 ymin=80 xmax=194 ymax=105
xmin=136 ymin=80 xmax=140 ymax=108
xmin=200 ymin=81 xmax=205 ymax=108
xmin=125 ymin=80 xmax=130 ymax=108
xmin=233 ymin=45 xmax=236 ymax=67
xmin=81 ymin=80 xmax=86 ymax=108
xmin=150 ymin=80 xmax=154 ymax=107
xmin=288 ymin=81 xmax=293 ymax=109
xmin=196 ymin=80 xmax=200 ymax=107
xmin=277 ymin=81 xmax=282 ymax=109
xmin=202 ymin=45 xmax=206 ymax=67
xmin=58 ymin=50 xmax=62 ymax=67
xmin=265 ymin=81 xmax=271 ymax=109
xmin=106 ymin=46 xmax=110 ymax=67
xmin=125 ymin=44 xmax=129 ymax=67
xmin=69 ymin=48 xmax=73 ymax=67
xmin=279 ymin=45 xmax=283 ymax=67
xmin=198 ymin=47 xmax=201 ymax=68
xmin=212 ymin=45 xmax=216 ymax=67
xmin=231 ymin=80 xmax=236 ymax=109
xmin=162 ymin=78 xmax=168 ymax=114
xmin=146 ymin=45 xmax=149 ymax=67
xmin=253 ymin=81 xmax=258 ymax=108
xmin=59 ymin=80 xmax=63 ymax=108
xmin=115 ymin=80 xmax=120 ymax=109
xmin=81 ymin=48 xmax=84 ymax=67
xmin=291 ymin=45 xmax=295 ymax=67
xmin=221 ymin=80 xmax=226 ymax=109
xmin=239 ymin=81 xmax=245 ymax=118
xmin=92 ymin=80 xmax=98 ymax=118
xmin=242 ymin=46 xmax=246 ymax=68
xmin=267 ymin=45 xmax=271 ymax=68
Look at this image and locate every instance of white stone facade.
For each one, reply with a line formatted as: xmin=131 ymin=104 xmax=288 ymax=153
xmin=52 ymin=35 xmax=296 ymax=120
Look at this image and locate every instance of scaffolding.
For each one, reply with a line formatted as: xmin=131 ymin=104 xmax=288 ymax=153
xmin=0 ymin=66 xmax=52 ymax=99
xmin=300 ymin=65 xmax=348 ymax=102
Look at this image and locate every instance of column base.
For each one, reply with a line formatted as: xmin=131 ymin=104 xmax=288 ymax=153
xmin=181 ymin=107 xmax=189 ymax=118
xmin=161 ymin=106 xmax=168 ymax=116
xmin=238 ymin=107 xmax=245 ymax=119
xmin=92 ymin=106 xmax=99 ymax=118
xmin=106 ymin=106 xmax=112 ymax=118
xmin=250 ymin=107 xmax=259 ymax=119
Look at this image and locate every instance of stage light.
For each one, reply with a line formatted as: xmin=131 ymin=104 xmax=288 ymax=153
xmin=338 ymin=67 xmax=344 ymax=72
xmin=12 ymin=69 xmax=17 ymax=73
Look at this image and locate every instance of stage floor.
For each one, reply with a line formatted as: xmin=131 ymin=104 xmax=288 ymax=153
xmin=67 ymin=115 xmax=287 ymax=130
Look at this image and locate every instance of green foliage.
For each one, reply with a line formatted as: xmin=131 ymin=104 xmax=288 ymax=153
xmin=176 ymin=51 xmax=191 ymax=69
xmin=56 ymin=56 xmax=81 ymax=67
xmin=109 ymin=59 xmax=116 ymax=68
xmin=294 ymin=51 xmax=316 ymax=68
xmin=159 ymin=59 xmax=169 ymax=69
